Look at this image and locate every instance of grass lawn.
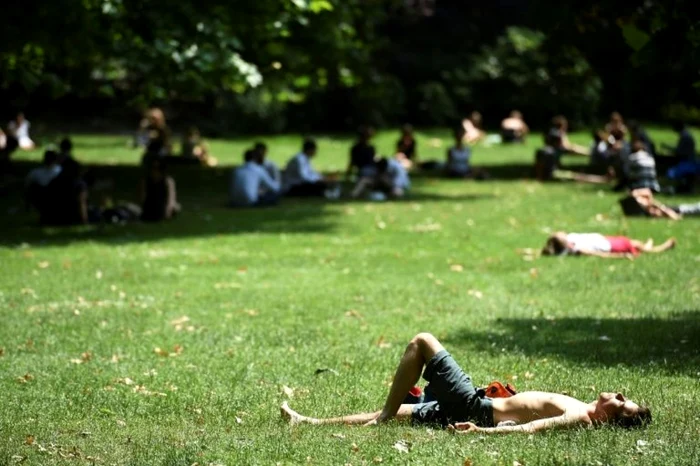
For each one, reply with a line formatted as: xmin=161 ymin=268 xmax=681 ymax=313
xmin=1 ymin=127 xmax=699 ymax=465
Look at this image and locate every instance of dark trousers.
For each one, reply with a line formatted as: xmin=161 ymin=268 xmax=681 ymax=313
xmin=286 ymin=181 xmax=327 ymax=197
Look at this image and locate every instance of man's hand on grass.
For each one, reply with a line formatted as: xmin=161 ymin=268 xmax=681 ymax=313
xmin=448 ymin=422 xmax=480 ymax=434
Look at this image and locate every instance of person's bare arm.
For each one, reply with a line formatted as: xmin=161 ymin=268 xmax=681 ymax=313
xmin=78 ymin=190 xmax=89 ymax=224
xmin=164 ymin=177 xmax=178 ymax=218
xmin=451 ymin=415 xmax=590 ymax=435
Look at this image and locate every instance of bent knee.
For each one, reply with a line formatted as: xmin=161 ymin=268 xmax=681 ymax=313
xmin=409 ymin=332 xmax=443 ymax=358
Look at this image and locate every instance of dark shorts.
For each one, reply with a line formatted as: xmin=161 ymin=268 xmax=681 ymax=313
xmin=411 ymin=351 xmax=494 ymax=427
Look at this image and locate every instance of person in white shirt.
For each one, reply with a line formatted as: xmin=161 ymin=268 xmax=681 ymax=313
xmin=8 ymin=113 xmax=35 ymax=150
xmin=283 ymin=139 xmax=339 ymax=198
xmin=230 ymin=150 xmax=281 ymax=207
xmin=254 ymin=142 xmax=281 ymax=184
xmin=541 ymin=231 xmax=675 ymax=258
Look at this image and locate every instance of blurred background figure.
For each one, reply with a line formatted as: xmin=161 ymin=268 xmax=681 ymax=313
xmin=605 ymin=111 xmax=628 ymax=136
xmin=8 ymin=112 xmax=35 ymax=150
xmin=229 ymin=149 xmax=280 ymax=207
xmin=254 ymin=142 xmax=281 ymax=184
xmin=394 ymin=124 xmax=417 ymax=170
xmin=500 ymin=110 xmax=529 ymax=143
xmin=346 ymin=125 xmax=377 ymax=181
xmin=135 ymin=107 xmax=171 ymax=156
xmin=462 ymin=111 xmax=485 ymax=145
xmin=140 ymin=157 xmax=180 ymax=222
xmin=180 ymin=126 xmax=214 ymax=165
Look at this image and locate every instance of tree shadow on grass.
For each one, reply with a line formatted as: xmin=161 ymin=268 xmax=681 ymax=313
xmin=444 ymin=311 xmax=700 ymax=376
xmin=0 ymin=161 xmax=494 ymax=248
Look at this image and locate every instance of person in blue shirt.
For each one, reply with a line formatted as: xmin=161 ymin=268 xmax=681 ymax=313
xmin=230 ymin=149 xmax=281 ymax=207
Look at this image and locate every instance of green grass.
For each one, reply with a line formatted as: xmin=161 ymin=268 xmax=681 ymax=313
xmin=1 ymin=128 xmax=699 ymax=465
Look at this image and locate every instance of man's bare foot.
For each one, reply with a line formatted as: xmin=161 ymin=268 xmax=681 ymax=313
xmin=280 ymin=401 xmax=308 ymax=425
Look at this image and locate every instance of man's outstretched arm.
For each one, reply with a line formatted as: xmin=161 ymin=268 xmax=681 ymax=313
xmin=450 ymin=415 xmax=590 ymax=435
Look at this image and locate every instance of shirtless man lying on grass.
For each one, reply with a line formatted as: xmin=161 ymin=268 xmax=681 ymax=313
xmin=281 ymin=333 xmax=650 ymax=434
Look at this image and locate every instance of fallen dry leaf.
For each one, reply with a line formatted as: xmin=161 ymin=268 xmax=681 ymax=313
xmin=282 ymin=385 xmax=294 ymax=398
xmin=464 ymin=459 xmax=473 ymax=466
xmin=25 ymin=435 xmax=34 ymax=445
xmin=529 ymin=268 xmax=539 ymax=278
xmin=332 ymin=433 xmax=346 ymax=439
xmin=376 ymin=336 xmax=392 ymax=349
xmin=377 ymin=221 xmax=387 ymax=230
xmin=37 ymin=261 xmax=50 ymax=269
xmin=393 ymin=440 xmax=411 ymax=453
xmin=467 ymin=289 xmax=483 ymax=299
xmin=95 ymin=270 xmax=103 ymax=280
xmin=524 ymin=371 xmax=534 ymax=380
xmin=235 ymin=416 xmax=243 ymax=425
xmin=244 ymin=309 xmax=259 ymax=316
xmin=351 ymin=443 xmax=360 ymax=452
xmin=17 ymin=373 xmax=34 ymax=384
xmin=450 ymin=264 xmax=464 ymax=272
xmin=345 ymin=310 xmax=363 ymax=319
xmin=154 ymin=347 xmax=169 ymax=357
xmin=237 ymin=266 xmax=248 ymax=274
xmin=0 ymin=347 xmax=4 ymax=357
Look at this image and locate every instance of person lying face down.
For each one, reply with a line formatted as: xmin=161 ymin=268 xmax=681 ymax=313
xmin=282 ymin=333 xmax=651 ymax=434
xmin=541 ymin=231 xmax=675 ymax=258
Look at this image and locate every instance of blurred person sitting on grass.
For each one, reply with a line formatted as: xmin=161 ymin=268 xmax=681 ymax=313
xmin=658 ymin=121 xmax=698 ymax=193
xmin=8 ymin=112 xmax=35 ymax=150
xmin=605 ymin=111 xmax=628 ymax=136
xmin=136 ymin=107 xmax=171 ymax=156
xmin=500 ymin=110 xmax=529 ymax=143
xmin=140 ymin=157 xmax=180 ymax=222
xmin=229 ymin=149 xmax=280 ymax=208
xmin=445 ymin=127 xmax=488 ymax=179
xmin=549 ymin=115 xmax=589 ymax=156
xmin=462 ymin=111 xmax=486 ymax=145
xmin=254 ymin=142 xmax=281 ymax=184
xmin=25 ymin=149 xmax=62 ymax=212
xmin=282 ymin=333 xmax=651 ymax=433
xmin=41 ymin=158 xmax=99 ymax=225
xmin=346 ymin=125 xmax=378 ymax=181
xmin=351 ymin=156 xmax=410 ymax=199
xmin=283 ymin=139 xmax=340 ymax=199
xmin=394 ymin=124 xmax=418 ymax=170
xmin=180 ymin=126 xmax=215 ymax=166
xmin=541 ymin=231 xmax=675 ymax=258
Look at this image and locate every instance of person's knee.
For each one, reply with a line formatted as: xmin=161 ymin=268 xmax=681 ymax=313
xmin=409 ymin=332 xmax=438 ymax=353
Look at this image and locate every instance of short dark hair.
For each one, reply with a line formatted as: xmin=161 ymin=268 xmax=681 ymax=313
xmin=59 ymin=137 xmax=72 ymax=152
xmin=541 ymin=235 xmax=567 ymax=256
xmin=376 ymin=157 xmax=389 ymax=172
xmin=254 ymin=141 xmax=267 ymax=152
xmin=303 ymin=139 xmax=317 ymax=153
xmin=43 ymin=150 xmax=58 ymax=165
xmin=244 ymin=149 xmax=256 ymax=163
xmin=614 ymin=405 xmax=651 ymax=428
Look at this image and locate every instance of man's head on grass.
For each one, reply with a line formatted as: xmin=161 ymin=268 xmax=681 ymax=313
xmin=541 ymin=232 xmax=569 ymax=256
xmin=593 ymin=392 xmax=651 ymax=428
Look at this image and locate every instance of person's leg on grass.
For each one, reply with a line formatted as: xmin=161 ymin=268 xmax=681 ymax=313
xmin=375 ymin=333 xmax=445 ymax=423
xmin=281 ymin=402 xmax=413 ymax=426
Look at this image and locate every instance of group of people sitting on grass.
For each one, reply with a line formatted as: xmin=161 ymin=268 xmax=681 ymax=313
xmin=136 ymin=107 xmax=216 ymax=166
xmin=534 ymin=112 xmax=698 ymax=193
xmin=24 ymin=138 xmax=180 ymax=226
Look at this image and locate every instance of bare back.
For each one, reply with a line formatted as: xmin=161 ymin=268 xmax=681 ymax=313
xmin=491 ymin=391 xmax=592 ymax=425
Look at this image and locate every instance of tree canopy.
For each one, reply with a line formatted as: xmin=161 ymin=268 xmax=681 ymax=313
xmin=1 ymin=0 xmax=698 ymax=132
